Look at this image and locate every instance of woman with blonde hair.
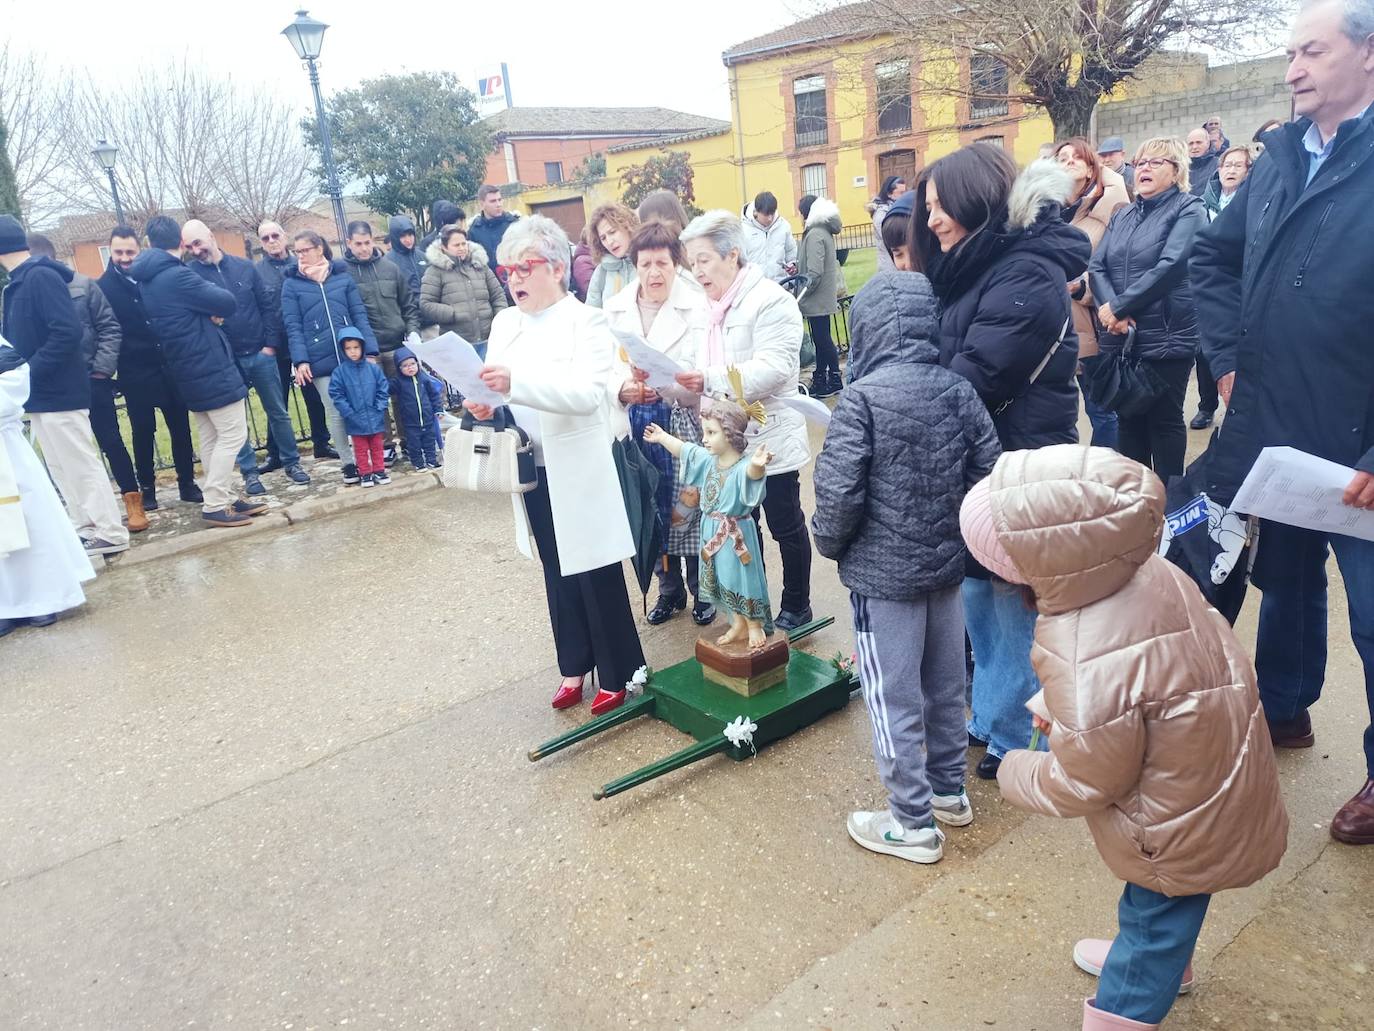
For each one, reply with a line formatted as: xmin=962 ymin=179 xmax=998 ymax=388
xmin=585 ymin=202 xmax=640 ymax=308
xmin=1088 ymin=136 xmax=1206 ymax=477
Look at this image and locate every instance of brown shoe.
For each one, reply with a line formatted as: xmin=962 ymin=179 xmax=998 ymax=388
xmin=1267 ymin=709 xmax=1315 ymax=748
xmin=1331 ymin=779 xmax=1374 ymax=845
xmin=122 ymin=490 xmax=149 ymax=533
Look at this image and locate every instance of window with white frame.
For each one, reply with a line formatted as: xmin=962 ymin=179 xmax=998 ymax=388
xmin=875 ymin=59 xmax=912 ymax=135
xmin=801 ymin=163 xmax=828 ymax=198
xmin=970 ymin=54 xmax=1009 ymax=120
xmin=794 ymin=75 xmax=828 ymax=148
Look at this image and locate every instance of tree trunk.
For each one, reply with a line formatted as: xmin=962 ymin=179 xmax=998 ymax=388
xmin=1042 ymin=81 xmax=1103 ymax=141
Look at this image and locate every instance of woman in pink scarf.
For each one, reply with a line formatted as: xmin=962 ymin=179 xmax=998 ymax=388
xmin=673 ymin=210 xmax=814 ymax=631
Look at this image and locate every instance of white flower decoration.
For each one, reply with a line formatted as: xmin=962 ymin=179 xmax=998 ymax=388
xmin=625 ymin=665 xmax=650 ymax=697
xmin=723 ymin=715 xmax=758 ymax=753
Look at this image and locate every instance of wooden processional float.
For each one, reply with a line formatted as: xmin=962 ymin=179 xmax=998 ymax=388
xmin=528 ymin=617 xmax=858 ymax=799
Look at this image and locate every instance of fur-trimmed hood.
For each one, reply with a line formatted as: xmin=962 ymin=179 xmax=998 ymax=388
xmin=804 ymin=196 xmax=842 ymax=233
xmin=1008 ymin=159 xmax=1075 ymax=231
xmin=423 ymin=238 xmax=489 ymax=273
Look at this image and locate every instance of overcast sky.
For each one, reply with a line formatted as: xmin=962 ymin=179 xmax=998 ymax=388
xmin=4 ymin=0 xmax=811 ymax=120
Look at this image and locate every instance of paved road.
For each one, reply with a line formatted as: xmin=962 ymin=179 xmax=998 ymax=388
xmin=3 ymin=424 xmax=1372 ymax=1029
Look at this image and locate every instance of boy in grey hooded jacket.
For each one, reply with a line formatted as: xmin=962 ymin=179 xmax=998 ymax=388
xmin=812 ymin=271 xmax=1000 ymax=864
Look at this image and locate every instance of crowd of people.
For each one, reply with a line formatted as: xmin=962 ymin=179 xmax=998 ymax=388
xmin=2 ymin=1 xmax=1372 ymax=1025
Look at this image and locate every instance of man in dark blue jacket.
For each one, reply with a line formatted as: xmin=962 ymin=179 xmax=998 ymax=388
xmin=183 ymin=219 xmax=309 ymax=493
xmin=467 ymin=186 xmax=520 ymax=273
xmin=1192 ymin=0 xmax=1374 ymax=845
xmin=0 ymin=214 xmax=129 ymax=555
xmin=99 ymin=225 xmax=201 ymax=507
xmin=384 ymin=214 xmax=423 ymax=295
xmin=131 ymin=216 xmax=266 ymax=529
xmin=256 ymin=220 xmax=334 ymax=462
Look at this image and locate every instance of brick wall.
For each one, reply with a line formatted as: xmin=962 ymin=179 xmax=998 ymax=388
xmin=1097 ymin=56 xmax=1292 ymax=153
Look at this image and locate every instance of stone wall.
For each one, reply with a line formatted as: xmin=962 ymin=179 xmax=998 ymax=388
xmin=1097 ymin=56 xmax=1292 ymax=151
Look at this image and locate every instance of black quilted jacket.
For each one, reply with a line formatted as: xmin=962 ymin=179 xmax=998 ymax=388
xmin=812 ymin=272 xmax=1001 ymax=599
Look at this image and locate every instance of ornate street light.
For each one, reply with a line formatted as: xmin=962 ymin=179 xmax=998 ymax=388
xmin=283 ymin=9 xmax=346 ymax=242
xmin=92 ymin=138 xmax=124 ymax=225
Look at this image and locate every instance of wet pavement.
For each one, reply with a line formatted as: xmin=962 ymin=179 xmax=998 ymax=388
xmin=4 ymin=415 xmax=1372 ymax=1029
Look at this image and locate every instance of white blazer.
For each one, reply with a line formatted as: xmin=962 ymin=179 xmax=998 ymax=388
xmin=682 ymin=263 xmax=811 ymax=475
xmin=603 ymin=274 xmax=709 ymax=439
xmin=486 ymin=295 xmax=634 ymax=576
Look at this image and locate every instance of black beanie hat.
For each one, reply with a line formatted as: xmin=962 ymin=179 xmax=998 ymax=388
xmin=0 ymin=215 xmax=29 ymax=256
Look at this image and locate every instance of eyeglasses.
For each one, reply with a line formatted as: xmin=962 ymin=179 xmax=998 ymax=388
xmin=1137 ymin=158 xmax=1177 ymax=171
xmin=1220 ymin=161 xmax=1250 ymax=171
xmin=496 ymin=257 xmax=550 ymax=281
xmin=261 ymin=232 xmax=282 ymax=241
xmin=292 ymin=245 xmax=320 ymax=257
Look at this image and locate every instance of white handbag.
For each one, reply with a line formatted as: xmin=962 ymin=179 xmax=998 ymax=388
xmin=442 ymin=406 xmax=537 ymax=494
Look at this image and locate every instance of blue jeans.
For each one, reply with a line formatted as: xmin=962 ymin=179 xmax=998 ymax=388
xmin=1079 ymin=372 xmax=1119 ymax=449
xmin=1252 ymin=519 xmax=1374 ymax=776
xmin=235 ymin=350 xmax=300 ymax=473
xmin=963 ymin=577 xmax=1044 ymax=759
xmin=1095 ymin=884 xmax=1210 ymax=1024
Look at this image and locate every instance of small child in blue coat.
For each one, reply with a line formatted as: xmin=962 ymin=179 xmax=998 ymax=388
xmin=390 ymin=345 xmax=441 ymax=470
xmin=328 ymin=327 xmax=392 ymax=487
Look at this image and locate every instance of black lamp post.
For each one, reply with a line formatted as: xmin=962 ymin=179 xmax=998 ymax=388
xmin=283 ymin=8 xmax=347 ymax=243
xmin=92 ymin=138 xmax=124 ymax=225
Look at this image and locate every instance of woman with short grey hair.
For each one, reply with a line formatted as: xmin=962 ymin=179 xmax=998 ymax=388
xmin=672 ymin=209 xmax=815 ymax=630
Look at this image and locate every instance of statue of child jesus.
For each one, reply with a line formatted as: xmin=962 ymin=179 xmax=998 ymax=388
xmin=643 ymin=393 xmax=775 ymax=649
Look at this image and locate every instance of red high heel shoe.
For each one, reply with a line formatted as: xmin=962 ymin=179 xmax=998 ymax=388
xmin=589 ymin=680 xmax=626 ymax=716
xmin=551 ymin=674 xmax=586 ymax=710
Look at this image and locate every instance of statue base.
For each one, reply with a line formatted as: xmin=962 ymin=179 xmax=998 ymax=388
xmin=695 ymin=630 xmax=791 ymax=696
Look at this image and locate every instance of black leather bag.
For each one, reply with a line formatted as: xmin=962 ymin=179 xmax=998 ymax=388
xmin=1080 ymin=325 xmax=1168 ymax=418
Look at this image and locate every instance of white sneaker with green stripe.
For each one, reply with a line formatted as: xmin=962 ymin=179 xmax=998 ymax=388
xmin=932 ymin=789 xmax=974 ymax=827
xmin=846 ymin=811 xmax=944 ymax=864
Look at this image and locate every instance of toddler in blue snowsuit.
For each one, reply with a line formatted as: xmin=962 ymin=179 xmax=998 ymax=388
xmin=390 ymin=345 xmax=442 ymax=470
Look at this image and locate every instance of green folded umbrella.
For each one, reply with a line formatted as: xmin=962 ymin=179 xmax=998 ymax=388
xmin=611 ymin=436 xmax=663 ymax=602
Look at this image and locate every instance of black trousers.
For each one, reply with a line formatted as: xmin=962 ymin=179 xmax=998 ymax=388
xmin=269 ymin=353 xmax=331 ymax=459
xmin=754 ymin=469 xmax=813 ymax=614
xmin=88 ymin=377 xmax=138 ymax=494
xmin=657 ymin=554 xmax=700 ymax=601
xmin=120 ymin=368 xmax=197 ymax=489
xmin=1194 ymin=350 xmax=1219 ymax=415
xmin=524 ymin=472 xmax=646 ymax=688
xmin=1117 ymin=357 xmax=1193 ymax=478
xmin=807 ymin=315 xmax=840 ymax=375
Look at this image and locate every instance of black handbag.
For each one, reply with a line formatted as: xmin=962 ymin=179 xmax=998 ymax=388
xmin=1080 ymin=325 xmax=1168 ymax=418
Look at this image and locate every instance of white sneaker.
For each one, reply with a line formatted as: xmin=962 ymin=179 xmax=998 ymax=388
xmin=932 ymin=789 xmax=974 ymax=827
xmin=846 ymin=811 xmax=944 ymax=864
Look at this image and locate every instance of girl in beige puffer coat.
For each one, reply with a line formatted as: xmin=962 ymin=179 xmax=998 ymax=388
xmin=960 ymin=445 xmax=1287 ymax=1031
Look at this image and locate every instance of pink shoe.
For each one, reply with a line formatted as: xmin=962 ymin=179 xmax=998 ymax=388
xmin=1082 ymin=998 xmax=1158 ymax=1029
xmin=1073 ymin=938 xmax=1194 ymax=993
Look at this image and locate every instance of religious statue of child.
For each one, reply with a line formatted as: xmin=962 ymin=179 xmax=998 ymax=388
xmin=643 ymin=372 xmax=776 ymax=649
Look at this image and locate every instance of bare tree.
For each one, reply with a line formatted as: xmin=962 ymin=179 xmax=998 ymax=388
xmin=813 ymin=0 xmax=1289 ymax=139
xmin=211 ymin=89 xmax=317 ymax=233
xmin=0 ymin=44 xmax=76 ymax=225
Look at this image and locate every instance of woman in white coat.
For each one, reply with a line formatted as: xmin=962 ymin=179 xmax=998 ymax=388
xmin=466 ymin=216 xmax=644 ymax=717
xmin=673 ymin=210 xmax=814 ymax=631
xmin=0 ymin=338 xmax=95 ymax=635
xmin=605 ymin=220 xmax=714 ymax=627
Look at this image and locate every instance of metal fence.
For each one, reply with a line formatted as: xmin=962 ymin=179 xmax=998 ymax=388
xmin=795 ymin=222 xmax=877 ymax=253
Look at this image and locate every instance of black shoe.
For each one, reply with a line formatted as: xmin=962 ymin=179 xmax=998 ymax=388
xmin=774 ymin=606 xmax=813 ymax=633
xmin=25 ymin=612 xmax=57 ymax=628
xmin=179 ymin=481 xmax=204 ymax=504
xmin=141 ymin=487 xmax=160 ymax=512
xmin=284 ymin=463 xmax=311 ymax=485
xmin=1189 ymin=409 xmax=1215 ymax=430
xmin=975 ymin=753 xmax=1002 ymax=780
xmin=383 ymin=444 xmax=397 ymax=467
xmin=647 ymin=592 xmax=687 ymax=625
xmin=692 ymin=600 xmax=716 ymax=625
xmin=231 ymin=498 xmax=269 ymax=517
xmin=810 ymin=371 xmax=840 ymax=399
xmin=968 ymin=731 xmax=988 ymax=749
xmin=314 ymin=443 xmax=341 ymax=460
xmin=257 ymin=456 xmax=284 ymax=474
xmin=243 ymin=474 xmax=267 ymax=496
xmin=360 ymin=473 xmax=375 ymax=488
xmin=341 ymin=463 xmax=361 ymax=485
xmin=0 ymin=618 xmax=15 ymax=637
xmin=372 ymin=470 xmax=391 ymax=485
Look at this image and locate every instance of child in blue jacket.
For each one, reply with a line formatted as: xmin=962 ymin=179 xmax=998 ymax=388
xmin=328 ymin=327 xmax=392 ymax=486
xmin=390 ymin=345 xmax=441 ymax=470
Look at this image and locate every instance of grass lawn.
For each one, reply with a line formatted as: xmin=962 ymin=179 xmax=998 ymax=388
xmin=841 ymin=246 xmax=878 ymax=297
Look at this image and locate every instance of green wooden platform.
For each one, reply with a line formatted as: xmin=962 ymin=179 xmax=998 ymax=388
xmin=529 ymin=618 xmax=857 ymax=799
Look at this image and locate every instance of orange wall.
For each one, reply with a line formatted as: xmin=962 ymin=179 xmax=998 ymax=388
xmin=71 ymin=230 xmax=247 ymax=278
xmin=485 ymin=136 xmax=651 ymax=186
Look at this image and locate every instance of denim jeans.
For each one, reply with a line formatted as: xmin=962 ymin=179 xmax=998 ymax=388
xmin=963 ymin=576 xmax=1044 ymax=759
xmin=1095 ymin=884 xmax=1211 ymax=1024
xmin=1078 ymin=372 xmax=1119 ymax=449
xmin=235 ymin=349 xmax=300 ymax=474
xmin=1252 ymin=519 xmax=1374 ymax=777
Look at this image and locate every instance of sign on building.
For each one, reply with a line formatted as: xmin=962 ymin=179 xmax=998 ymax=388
xmin=475 ymin=64 xmax=512 ymax=117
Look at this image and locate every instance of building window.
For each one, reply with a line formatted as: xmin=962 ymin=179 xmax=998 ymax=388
xmin=801 ymin=163 xmax=828 ymax=198
xmin=970 ymin=54 xmax=1009 ymax=120
xmin=793 ymin=75 xmax=828 ymax=148
xmin=544 ymin=161 xmax=564 ymax=185
xmin=975 ymin=135 xmax=1007 ymax=151
xmin=98 ymin=245 xmax=111 ymax=269
xmin=875 ymin=59 xmax=912 ymax=135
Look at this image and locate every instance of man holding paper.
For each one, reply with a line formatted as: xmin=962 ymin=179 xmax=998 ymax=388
xmin=1192 ymin=0 xmax=1374 ymax=844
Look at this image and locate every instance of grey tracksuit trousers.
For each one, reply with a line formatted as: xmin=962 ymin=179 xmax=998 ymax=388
xmin=850 ymin=586 xmax=968 ymax=830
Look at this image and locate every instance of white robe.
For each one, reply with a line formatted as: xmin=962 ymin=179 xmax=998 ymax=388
xmin=0 ymin=343 xmax=95 ymax=619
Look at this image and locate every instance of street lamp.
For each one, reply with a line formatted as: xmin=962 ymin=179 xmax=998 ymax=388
xmin=283 ymin=8 xmax=347 ymax=243
xmin=92 ymin=138 xmax=124 ymax=225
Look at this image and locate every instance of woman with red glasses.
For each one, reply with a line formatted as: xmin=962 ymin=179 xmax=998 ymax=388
xmin=465 ymin=215 xmax=645 ymax=716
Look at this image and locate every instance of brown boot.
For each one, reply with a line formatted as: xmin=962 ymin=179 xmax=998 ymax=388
xmin=1331 ymin=778 xmax=1374 ymax=845
xmin=122 ymin=490 xmax=149 ymax=533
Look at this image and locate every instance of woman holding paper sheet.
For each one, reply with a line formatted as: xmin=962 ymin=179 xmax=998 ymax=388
xmin=605 ymin=220 xmax=714 ymax=626
xmin=465 ymin=215 xmax=645 ymax=717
